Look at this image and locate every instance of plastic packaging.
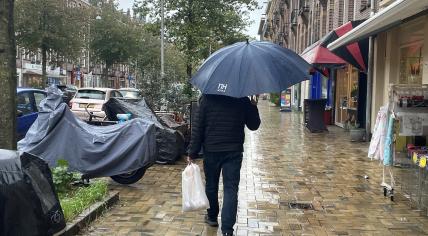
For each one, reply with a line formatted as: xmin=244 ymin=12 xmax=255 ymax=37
xmin=182 ymin=163 xmax=210 ymax=212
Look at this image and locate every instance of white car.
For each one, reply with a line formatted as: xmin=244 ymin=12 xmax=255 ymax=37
xmin=118 ymin=88 xmax=143 ymax=99
xmin=70 ymin=88 xmax=123 ymax=121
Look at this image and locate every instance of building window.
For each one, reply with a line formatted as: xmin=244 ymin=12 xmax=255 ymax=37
xmin=328 ymin=0 xmax=334 ymax=31
xmin=348 ymin=0 xmax=354 ymax=21
xmin=338 ymin=0 xmax=344 ymax=26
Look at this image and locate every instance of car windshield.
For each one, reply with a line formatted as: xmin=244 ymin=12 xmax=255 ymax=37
xmin=75 ymin=90 xmax=106 ymax=100
xmin=66 ymin=85 xmax=77 ymax=92
xmin=119 ymin=90 xmax=141 ymax=98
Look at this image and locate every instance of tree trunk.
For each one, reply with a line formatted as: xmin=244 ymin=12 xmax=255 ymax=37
xmin=0 ymin=0 xmax=17 ymax=149
xmin=41 ymin=44 xmax=47 ymax=87
xmin=103 ymin=61 xmax=109 ymax=88
xmin=186 ymin=64 xmax=192 ymax=79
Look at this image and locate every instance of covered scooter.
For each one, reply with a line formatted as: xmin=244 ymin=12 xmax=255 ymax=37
xmin=18 ymin=87 xmax=157 ymax=184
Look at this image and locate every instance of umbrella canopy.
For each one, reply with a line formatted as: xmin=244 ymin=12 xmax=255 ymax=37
xmin=191 ymin=41 xmax=311 ymax=98
xmin=321 ymin=20 xmax=369 ymax=72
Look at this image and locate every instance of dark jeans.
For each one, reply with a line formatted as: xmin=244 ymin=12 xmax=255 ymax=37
xmin=203 ymin=151 xmax=243 ymax=234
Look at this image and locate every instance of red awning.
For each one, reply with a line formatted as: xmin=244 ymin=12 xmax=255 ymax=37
xmin=301 ymin=42 xmax=346 ymax=65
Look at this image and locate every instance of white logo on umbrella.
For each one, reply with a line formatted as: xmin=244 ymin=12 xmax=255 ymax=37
xmin=217 ymin=83 xmax=228 ymax=93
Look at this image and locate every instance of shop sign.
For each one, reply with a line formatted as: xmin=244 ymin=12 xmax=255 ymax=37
xmin=24 ymin=63 xmax=42 ymax=70
xmin=281 ymin=89 xmax=292 ymax=108
xmin=24 ymin=63 xmax=62 ymax=76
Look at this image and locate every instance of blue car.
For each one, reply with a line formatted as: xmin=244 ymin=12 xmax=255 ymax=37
xmin=17 ymin=88 xmax=47 ymax=140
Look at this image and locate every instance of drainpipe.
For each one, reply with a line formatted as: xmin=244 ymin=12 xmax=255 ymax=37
xmin=365 ymin=0 xmax=376 ymax=141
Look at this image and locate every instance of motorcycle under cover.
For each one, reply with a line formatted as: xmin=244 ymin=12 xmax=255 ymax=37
xmin=104 ymin=98 xmax=184 ymax=164
xmin=18 ymin=87 xmax=157 ymax=178
xmin=0 ymin=149 xmax=66 ymax=235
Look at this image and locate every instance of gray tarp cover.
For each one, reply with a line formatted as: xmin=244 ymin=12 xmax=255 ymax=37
xmin=104 ymin=98 xmax=185 ymax=163
xmin=18 ymin=87 xmax=157 ymax=178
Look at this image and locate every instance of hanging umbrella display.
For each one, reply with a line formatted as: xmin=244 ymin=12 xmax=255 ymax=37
xmin=191 ymin=40 xmax=311 ymax=98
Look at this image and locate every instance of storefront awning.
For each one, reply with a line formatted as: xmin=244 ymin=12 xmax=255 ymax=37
xmin=327 ymin=0 xmax=428 ymax=51
xmin=301 ymin=41 xmax=346 ymax=65
xmin=301 ymin=20 xmax=368 ymax=71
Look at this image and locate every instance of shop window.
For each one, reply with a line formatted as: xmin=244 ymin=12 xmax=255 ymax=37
xmin=399 ymin=43 xmax=423 ymax=84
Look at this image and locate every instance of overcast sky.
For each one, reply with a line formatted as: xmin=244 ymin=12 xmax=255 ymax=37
xmin=116 ymin=0 xmax=266 ymax=39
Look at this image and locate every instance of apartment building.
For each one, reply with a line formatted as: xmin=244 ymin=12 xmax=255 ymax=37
xmin=260 ymin=0 xmax=428 ymax=134
xmin=16 ymin=0 xmax=135 ymax=89
xmin=327 ymin=0 xmax=428 ymax=131
xmin=259 ymin=0 xmax=378 ymax=129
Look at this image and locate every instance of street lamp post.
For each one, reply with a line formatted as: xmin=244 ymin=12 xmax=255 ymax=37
xmin=160 ymin=0 xmax=165 ymax=79
xmin=88 ymin=23 xmax=92 ymax=88
xmin=88 ymin=15 xmax=102 ymax=88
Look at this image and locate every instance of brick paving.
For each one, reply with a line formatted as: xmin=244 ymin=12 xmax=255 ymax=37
xmin=80 ymin=101 xmax=428 ymax=235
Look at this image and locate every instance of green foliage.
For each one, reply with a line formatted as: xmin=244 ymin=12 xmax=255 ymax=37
xmin=51 ymin=160 xmax=81 ymax=194
xmin=134 ymin=0 xmax=258 ymax=77
xmin=270 ymin=93 xmax=280 ymax=106
xmin=14 ymin=0 xmax=88 ymax=67
xmin=134 ymin=26 xmax=189 ymax=110
xmin=60 ymin=180 xmax=108 ymax=222
xmin=91 ymin=1 xmax=139 ymax=68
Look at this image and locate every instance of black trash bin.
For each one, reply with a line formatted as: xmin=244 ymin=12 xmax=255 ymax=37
xmin=304 ymin=99 xmax=328 ymax=133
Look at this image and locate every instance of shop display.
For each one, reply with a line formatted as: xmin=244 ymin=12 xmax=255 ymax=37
xmin=373 ymin=84 xmax=428 ymax=202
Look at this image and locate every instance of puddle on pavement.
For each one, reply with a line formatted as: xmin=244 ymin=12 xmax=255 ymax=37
xmin=288 ymin=202 xmax=314 ymax=210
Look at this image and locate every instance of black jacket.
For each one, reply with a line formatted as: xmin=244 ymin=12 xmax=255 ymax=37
xmin=188 ymin=94 xmax=260 ymax=158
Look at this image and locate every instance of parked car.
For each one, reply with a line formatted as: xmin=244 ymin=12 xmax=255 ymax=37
xmin=70 ymin=88 xmax=123 ymax=121
xmin=56 ymin=84 xmax=77 ymax=104
xmin=16 ymin=88 xmax=47 ymax=140
xmin=118 ymin=88 xmax=143 ymax=99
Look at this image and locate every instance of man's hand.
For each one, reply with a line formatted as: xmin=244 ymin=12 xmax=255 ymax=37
xmin=250 ymin=95 xmax=258 ymax=106
xmin=186 ymin=156 xmax=193 ymax=164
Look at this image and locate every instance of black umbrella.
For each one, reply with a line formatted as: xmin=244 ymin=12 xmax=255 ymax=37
xmin=191 ymin=40 xmax=312 ymax=98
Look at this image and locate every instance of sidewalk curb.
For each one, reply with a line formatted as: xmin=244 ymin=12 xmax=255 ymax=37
xmin=56 ymin=191 xmax=120 ymax=236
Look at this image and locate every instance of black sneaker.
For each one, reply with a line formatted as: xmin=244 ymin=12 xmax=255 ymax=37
xmin=204 ymin=215 xmax=219 ymax=227
xmin=222 ymin=233 xmax=233 ymax=236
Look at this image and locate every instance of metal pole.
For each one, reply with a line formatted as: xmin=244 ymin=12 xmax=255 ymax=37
xmin=160 ymin=0 xmax=165 ymax=79
xmin=20 ymin=49 xmax=24 ymax=87
xmin=88 ymin=23 xmax=93 ymax=88
xmin=365 ymin=0 xmax=376 ymax=141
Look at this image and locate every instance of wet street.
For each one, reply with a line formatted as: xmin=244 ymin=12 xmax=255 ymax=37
xmin=80 ymin=101 xmax=428 ymax=235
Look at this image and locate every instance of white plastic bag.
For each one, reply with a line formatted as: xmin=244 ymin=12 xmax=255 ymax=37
xmin=182 ymin=163 xmax=210 ymax=212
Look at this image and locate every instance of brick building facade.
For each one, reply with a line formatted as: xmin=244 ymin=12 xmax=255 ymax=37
xmin=258 ymin=0 xmax=378 ymax=123
xmin=259 ymin=0 xmax=378 ymax=54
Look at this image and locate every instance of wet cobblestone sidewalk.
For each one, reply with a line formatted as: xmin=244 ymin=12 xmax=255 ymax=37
xmin=80 ymin=101 xmax=428 ymax=235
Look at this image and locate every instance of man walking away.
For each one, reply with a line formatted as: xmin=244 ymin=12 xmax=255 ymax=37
xmin=188 ymin=94 xmax=260 ymax=236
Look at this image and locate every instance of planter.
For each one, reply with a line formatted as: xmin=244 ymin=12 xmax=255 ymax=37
xmin=350 ymin=128 xmax=366 ymax=142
